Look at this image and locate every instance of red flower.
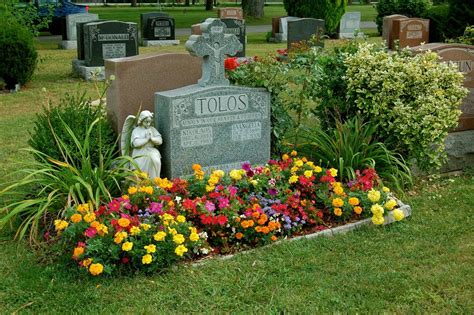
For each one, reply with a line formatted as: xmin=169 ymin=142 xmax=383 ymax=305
xmin=216 ymin=215 xmax=228 ymax=226
xmin=224 ymin=57 xmax=239 ymax=71
xmin=121 ymin=257 xmax=130 ymax=264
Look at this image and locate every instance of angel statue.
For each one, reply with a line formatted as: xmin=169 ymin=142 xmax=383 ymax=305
xmin=121 ymin=110 xmax=162 ymax=179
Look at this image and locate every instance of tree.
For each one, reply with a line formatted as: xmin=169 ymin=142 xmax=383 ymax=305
xmin=205 ymin=0 xmax=212 ymax=11
xmin=242 ymin=0 xmax=265 ymax=18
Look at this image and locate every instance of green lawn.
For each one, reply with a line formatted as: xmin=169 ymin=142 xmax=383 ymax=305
xmin=0 ymin=175 xmax=472 ymax=313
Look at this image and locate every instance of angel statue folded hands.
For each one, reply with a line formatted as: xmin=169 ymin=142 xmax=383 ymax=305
xmin=121 ymin=110 xmax=162 ymax=179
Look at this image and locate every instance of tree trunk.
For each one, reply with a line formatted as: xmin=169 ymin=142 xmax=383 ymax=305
xmin=192 ymin=0 xmax=196 ymax=4
xmin=131 ymin=0 xmax=137 ymax=7
xmin=185 ymin=0 xmax=190 ymax=6
xmin=242 ymin=0 xmax=264 ymax=18
xmin=205 ymin=0 xmax=213 ymax=10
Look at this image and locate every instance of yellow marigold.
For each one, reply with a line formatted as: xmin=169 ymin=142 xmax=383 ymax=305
xmin=208 ymin=175 xmax=220 ymax=185
xmin=73 ymin=246 xmax=84 ymax=258
xmin=121 ymin=194 xmax=129 ymax=200
xmin=90 ymin=221 xmax=100 ymax=228
xmin=334 ymin=208 xmax=343 ymax=217
xmin=306 ymin=161 xmax=314 ymax=167
xmin=289 ymin=175 xmax=299 ymax=184
xmin=290 ymin=150 xmax=298 ymax=157
xmin=89 ymin=263 xmax=104 ymax=276
xmin=77 ymin=203 xmax=89 ymax=213
xmin=162 ymin=213 xmax=174 ymax=222
xmin=128 ymin=186 xmax=138 ymax=195
xmin=368 ymin=189 xmax=381 ymax=203
xmin=334 ymin=186 xmax=344 ymax=195
xmin=192 ymin=163 xmax=202 ymax=171
xmin=206 ymin=185 xmax=215 ymax=192
xmin=144 ymin=244 xmax=156 ymax=253
xmin=189 ymin=226 xmax=197 ymax=234
xmin=354 ymin=206 xmax=363 ymax=215
xmin=294 ymin=160 xmax=304 ymax=167
xmin=70 ymin=213 xmax=82 ymax=223
xmin=83 ymin=213 xmax=96 ymax=223
xmin=383 ymin=186 xmax=391 ymax=193
xmin=229 ymin=169 xmax=243 ymax=181
xmin=212 ymin=169 xmax=225 ymax=178
xmin=114 ymin=231 xmax=127 ymax=244
xmin=282 ymin=154 xmax=289 ymax=161
xmin=168 ymin=227 xmax=178 ymax=235
xmin=168 ymin=200 xmax=175 ymax=207
xmin=117 ymin=217 xmax=130 ymax=228
xmin=122 ymin=241 xmax=133 ymax=251
xmin=142 ymin=254 xmax=153 ymax=264
xmin=140 ymin=223 xmax=151 ymax=231
xmin=175 ymin=245 xmax=188 ymax=257
xmin=173 ymin=234 xmax=185 ymax=245
xmin=348 ymin=197 xmax=360 ymax=206
xmin=145 ymin=186 xmax=154 ymax=194
xmin=54 ymin=219 xmax=69 ymax=231
xmin=371 ymin=204 xmax=384 ymax=216
xmin=314 ymin=166 xmax=322 ymax=173
xmin=304 ymin=170 xmax=313 ymax=178
xmin=154 ymin=231 xmax=167 ymax=241
xmin=372 ymin=215 xmax=385 ymax=225
xmin=332 ymin=198 xmax=344 ymax=208
xmin=82 ymin=258 xmax=92 ymax=267
xmin=194 ymin=170 xmax=205 ymax=180
xmin=130 ymin=226 xmax=141 ymax=236
xmin=189 ymin=233 xmax=199 ymax=242
xmin=155 ymin=177 xmax=173 ymax=189
xmin=290 ymin=166 xmax=299 ymax=174
xmin=392 ymin=209 xmax=405 ymax=221
xmin=97 ymin=224 xmax=108 ymax=236
xmin=176 ymin=215 xmax=186 ymax=223
xmin=250 ymin=179 xmax=258 ymax=186
xmin=329 ymin=168 xmax=338 ymax=177
xmin=384 ymin=199 xmax=397 ymax=211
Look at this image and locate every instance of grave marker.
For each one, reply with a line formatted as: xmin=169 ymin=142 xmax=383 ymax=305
xmin=221 ymin=18 xmax=246 ymax=57
xmin=339 ymin=12 xmax=362 ymax=39
xmin=382 ymin=14 xmax=407 ymax=49
xmin=61 ymin=13 xmax=99 ymax=50
xmin=391 ymin=18 xmax=429 ymax=49
xmin=217 ymin=7 xmax=243 ymax=20
xmin=287 ymin=18 xmax=325 ymax=50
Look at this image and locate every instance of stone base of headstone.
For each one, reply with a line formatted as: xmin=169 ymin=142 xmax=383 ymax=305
xmin=274 ymin=33 xmax=286 ymax=42
xmin=72 ymin=59 xmax=105 ymax=81
xmin=142 ymin=39 xmax=180 ymax=47
xmin=339 ymin=32 xmax=365 ymax=39
xmin=60 ymin=40 xmax=77 ymax=50
xmin=453 ymin=114 xmax=474 ymax=132
xmin=442 ymin=130 xmax=474 ymax=172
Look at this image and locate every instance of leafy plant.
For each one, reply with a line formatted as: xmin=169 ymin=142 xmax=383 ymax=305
xmin=446 ymin=0 xmax=474 ymax=40
xmin=1 ymin=0 xmax=53 ymax=37
xmin=423 ymin=4 xmax=450 ymax=42
xmin=375 ymin=0 xmax=431 ymax=34
xmin=297 ymin=117 xmax=412 ymax=190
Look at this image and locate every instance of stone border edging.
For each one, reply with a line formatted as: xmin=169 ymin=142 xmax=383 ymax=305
xmin=192 ymin=199 xmax=412 ymax=266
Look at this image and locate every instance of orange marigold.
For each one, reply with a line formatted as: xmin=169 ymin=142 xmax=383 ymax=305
xmin=235 ymin=232 xmax=243 ymax=240
xmin=71 ymin=213 xmax=82 ymax=223
xmin=271 ymin=235 xmax=278 ymax=241
xmin=354 ymin=206 xmax=363 ymax=215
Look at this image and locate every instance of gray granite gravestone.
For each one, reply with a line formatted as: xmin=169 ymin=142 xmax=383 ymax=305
xmin=221 ymin=18 xmax=246 ymax=57
xmin=287 ymin=18 xmax=325 ymax=50
xmin=339 ymin=12 xmax=362 ymax=39
xmin=275 ymin=16 xmax=299 ymax=42
xmin=83 ymin=21 xmax=139 ymax=67
xmin=155 ymin=18 xmax=271 ymax=178
xmin=61 ymin=13 xmax=99 ymax=49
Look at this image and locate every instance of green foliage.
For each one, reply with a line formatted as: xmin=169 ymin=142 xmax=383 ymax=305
xmin=423 ymin=4 xmax=450 ymax=42
xmin=344 ymin=43 xmax=468 ymax=171
xmin=283 ymin=0 xmax=348 ymax=35
xmin=297 ymin=117 xmax=412 ymax=190
xmin=1 ymin=0 xmax=53 ymax=37
xmin=375 ymin=0 xmax=431 ymax=34
xmin=446 ymin=0 xmax=474 ymax=40
xmin=452 ymin=25 xmax=474 ymax=45
xmin=29 ymin=93 xmax=117 ymax=170
xmin=0 ymin=18 xmax=37 ymax=88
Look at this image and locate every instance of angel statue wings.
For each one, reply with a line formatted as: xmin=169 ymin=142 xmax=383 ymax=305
xmin=121 ymin=110 xmax=163 ymax=179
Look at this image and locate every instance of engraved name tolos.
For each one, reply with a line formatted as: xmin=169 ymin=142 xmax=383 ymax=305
xmin=195 ymin=94 xmax=248 ymax=116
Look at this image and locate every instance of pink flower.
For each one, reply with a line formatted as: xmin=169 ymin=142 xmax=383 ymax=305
xmin=205 ymin=201 xmax=216 ymax=212
xmin=108 ymin=199 xmax=121 ymax=212
xmin=84 ymin=227 xmax=97 ymax=238
xmin=149 ymin=202 xmax=163 ymax=214
xmin=218 ymin=197 xmax=230 ymax=209
xmin=228 ymin=185 xmax=238 ymax=197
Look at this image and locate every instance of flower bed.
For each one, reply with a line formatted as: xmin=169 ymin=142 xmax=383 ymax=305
xmin=53 ymin=152 xmax=408 ymax=276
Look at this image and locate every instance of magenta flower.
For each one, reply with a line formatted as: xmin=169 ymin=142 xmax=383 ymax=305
xmin=108 ymin=199 xmax=121 ymax=212
xmin=228 ymin=185 xmax=237 ymax=197
xmin=242 ymin=163 xmax=251 ymax=171
xmin=205 ymin=201 xmax=216 ymax=212
xmin=149 ymin=202 xmax=163 ymax=214
xmin=218 ymin=197 xmax=230 ymax=209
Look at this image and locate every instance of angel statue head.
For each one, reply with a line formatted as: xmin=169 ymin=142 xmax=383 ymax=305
xmin=138 ymin=110 xmax=154 ymax=128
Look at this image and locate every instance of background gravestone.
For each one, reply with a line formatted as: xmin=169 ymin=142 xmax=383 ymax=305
xmin=156 ymin=18 xmax=270 ymax=178
xmin=191 ymin=23 xmax=202 ymax=35
xmin=382 ymin=14 xmax=407 ymax=49
xmin=221 ymin=19 xmax=246 ymax=57
xmin=61 ymin=13 xmax=99 ymax=50
xmin=287 ymin=18 xmax=325 ymax=50
xmin=76 ymin=19 xmax=106 ymax=60
xmin=83 ymin=21 xmax=139 ymax=67
xmin=391 ymin=18 xmax=429 ymax=49
xmin=140 ymin=12 xmax=169 ymax=38
xmin=275 ymin=16 xmax=300 ymax=42
xmin=272 ymin=17 xmax=282 ymax=37
xmin=339 ymin=12 xmax=362 ymax=39
xmin=217 ymin=7 xmax=243 ymax=20
xmin=142 ymin=15 xmax=179 ymax=46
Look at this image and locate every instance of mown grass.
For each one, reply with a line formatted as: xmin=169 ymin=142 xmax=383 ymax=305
xmin=0 ymin=175 xmax=472 ymax=313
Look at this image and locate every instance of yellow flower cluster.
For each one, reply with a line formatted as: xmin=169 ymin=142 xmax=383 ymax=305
xmin=89 ymin=263 xmax=103 ymax=276
xmin=138 ymin=186 xmax=154 ymax=194
xmin=192 ymin=164 xmax=205 ymax=180
xmin=122 ymin=241 xmax=133 ymax=251
xmin=114 ymin=231 xmax=128 ymax=244
xmin=154 ymin=177 xmax=173 ymax=189
xmin=368 ymin=189 xmax=381 ymax=203
xmin=154 ymin=231 xmax=167 ymax=241
xmin=175 ymin=245 xmax=188 ymax=257
xmin=371 ymin=204 xmax=384 ymax=225
xmin=332 ymin=182 xmax=345 ymax=196
xmin=54 ymin=219 xmax=69 ymax=231
xmin=207 ymin=169 xmax=224 ymax=191
xmin=229 ymin=169 xmax=245 ymax=181
xmin=128 ymin=186 xmax=138 ymax=195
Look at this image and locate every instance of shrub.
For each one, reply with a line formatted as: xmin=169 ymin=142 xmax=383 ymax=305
xmin=375 ymin=0 xmax=431 ymax=34
xmin=0 ymin=18 xmax=37 ymax=88
xmin=297 ymin=117 xmax=412 ymax=190
xmin=423 ymin=4 xmax=450 ymax=42
xmin=344 ymin=43 xmax=468 ymax=171
xmin=29 ymin=92 xmax=117 ymax=169
xmin=446 ymin=0 xmax=474 ymax=40
xmin=452 ymin=25 xmax=474 ymax=45
xmin=283 ymin=0 xmax=348 ymax=35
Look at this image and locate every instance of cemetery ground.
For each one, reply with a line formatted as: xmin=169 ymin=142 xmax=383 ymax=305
xmin=0 ymin=31 xmax=473 ymax=312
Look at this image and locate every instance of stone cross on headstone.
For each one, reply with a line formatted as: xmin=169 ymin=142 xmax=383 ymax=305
xmin=185 ymin=18 xmax=242 ymax=87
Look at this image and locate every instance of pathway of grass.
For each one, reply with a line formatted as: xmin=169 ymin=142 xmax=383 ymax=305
xmin=0 ymin=175 xmax=472 ymax=313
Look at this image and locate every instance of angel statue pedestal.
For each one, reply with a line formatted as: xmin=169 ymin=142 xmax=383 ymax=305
xmin=121 ymin=110 xmax=163 ymax=179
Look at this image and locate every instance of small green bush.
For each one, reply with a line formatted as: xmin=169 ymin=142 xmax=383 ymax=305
xmin=446 ymin=0 xmax=474 ymax=39
xmin=375 ymin=0 xmax=431 ymax=34
xmin=423 ymin=4 xmax=450 ymax=42
xmin=29 ymin=93 xmax=117 ymax=169
xmin=0 ymin=18 xmax=37 ymax=88
xmin=283 ymin=0 xmax=347 ymax=35
xmin=344 ymin=43 xmax=468 ymax=171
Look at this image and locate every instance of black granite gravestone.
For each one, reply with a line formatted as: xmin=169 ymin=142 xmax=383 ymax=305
xmin=76 ymin=19 xmax=105 ymax=60
xmin=144 ymin=17 xmax=175 ymax=40
xmin=287 ymin=18 xmax=325 ymax=50
xmin=140 ymin=12 xmax=169 ymax=39
xmin=221 ymin=18 xmax=246 ymax=57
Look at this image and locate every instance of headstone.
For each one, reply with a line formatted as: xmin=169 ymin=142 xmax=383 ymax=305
xmin=106 ymin=53 xmax=202 ymax=133
xmin=221 ymin=18 xmax=246 ymax=57
xmin=272 ymin=17 xmax=281 ymax=36
xmin=156 ymin=18 xmax=271 ymax=178
xmin=61 ymin=13 xmax=99 ymax=50
xmin=142 ymin=15 xmax=179 ymax=46
xmin=217 ymin=7 xmax=243 ymax=20
xmin=287 ymin=18 xmax=325 ymax=50
xmin=382 ymin=14 xmax=407 ymax=49
xmin=77 ymin=19 xmax=106 ymax=60
xmin=391 ymin=18 xmax=429 ymax=49
xmin=140 ymin=12 xmax=169 ymax=38
xmin=191 ymin=23 xmax=202 ymax=35
xmin=83 ymin=21 xmax=139 ymax=67
xmin=275 ymin=16 xmax=300 ymax=42
xmin=339 ymin=12 xmax=362 ymax=39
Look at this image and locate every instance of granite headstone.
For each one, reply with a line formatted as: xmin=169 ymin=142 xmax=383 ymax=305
xmin=287 ymin=18 xmax=325 ymax=50
xmin=382 ymin=14 xmax=407 ymax=49
xmin=217 ymin=7 xmax=243 ymax=20
xmin=140 ymin=12 xmax=169 ymax=38
xmin=391 ymin=18 xmax=429 ymax=49
xmin=276 ymin=16 xmax=300 ymax=42
xmin=61 ymin=13 xmax=99 ymax=50
xmin=156 ymin=18 xmax=271 ymax=178
xmin=77 ymin=19 xmax=106 ymax=60
xmin=339 ymin=12 xmax=362 ymax=39
xmin=221 ymin=18 xmax=246 ymax=57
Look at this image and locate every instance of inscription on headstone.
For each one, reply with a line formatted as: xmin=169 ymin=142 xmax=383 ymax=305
xmin=83 ymin=21 xmax=138 ymax=67
xmin=391 ymin=18 xmax=429 ymax=49
xmin=156 ymin=18 xmax=270 ymax=178
xmin=76 ymin=19 xmax=105 ymax=60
